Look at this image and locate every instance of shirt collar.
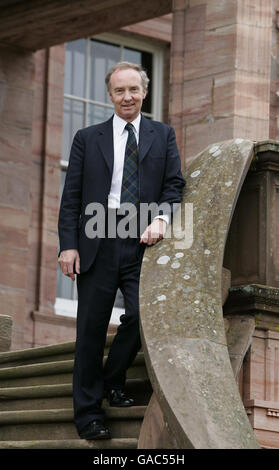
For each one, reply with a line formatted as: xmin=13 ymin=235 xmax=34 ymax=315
xmin=113 ymin=113 xmax=141 ymax=136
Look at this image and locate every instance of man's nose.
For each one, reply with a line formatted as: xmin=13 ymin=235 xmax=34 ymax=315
xmin=123 ymin=90 xmax=132 ymax=101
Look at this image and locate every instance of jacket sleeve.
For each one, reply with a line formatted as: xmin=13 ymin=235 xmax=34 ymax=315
xmin=58 ymin=130 xmax=84 ymax=254
xmin=157 ymin=126 xmax=186 ymax=221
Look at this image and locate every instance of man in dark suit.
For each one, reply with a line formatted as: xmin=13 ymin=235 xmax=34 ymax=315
xmin=58 ymin=62 xmax=185 ymax=440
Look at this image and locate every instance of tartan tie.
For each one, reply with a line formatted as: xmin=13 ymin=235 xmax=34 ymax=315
xmin=120 ymin=122 xmax=139 ymax=206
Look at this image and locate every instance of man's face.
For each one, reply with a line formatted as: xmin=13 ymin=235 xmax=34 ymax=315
xmin=109 ymin=68 xmax=146 ymax=122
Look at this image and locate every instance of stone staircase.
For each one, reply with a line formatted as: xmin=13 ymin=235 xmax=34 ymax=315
xmin=0 ymin=335 xmax=152 ymax=449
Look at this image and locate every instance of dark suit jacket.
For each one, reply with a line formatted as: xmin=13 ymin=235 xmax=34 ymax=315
xmin=58 ymin=114 xmax=186 ymax=273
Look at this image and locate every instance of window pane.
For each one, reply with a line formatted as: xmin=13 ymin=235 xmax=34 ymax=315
xmin=90 ymin=40 xmax=121 ymax=104
xmin=56 ymin=265 xmax=74 ymax=299
xmin=123 ymin=47 xmax=153 ymax=114
xmin=123 ymin=48 xmax=141 ymax=65
xmin=88 ymin=103 xmax=114 ymax=126
xmin=64 ymin=39 xmax=87 ymax=98
xmin=62 ymin=99 xmax=84 ymax=161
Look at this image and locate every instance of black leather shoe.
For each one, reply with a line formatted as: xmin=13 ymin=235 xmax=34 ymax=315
xmin=79 ymin=420 xmax=111 ymax=440
xmin=107 ymin=389 xmax=134 ymax=407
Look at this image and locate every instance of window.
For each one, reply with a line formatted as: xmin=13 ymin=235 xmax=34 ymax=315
xmin=56 ymin=34 xmax=163 ymax=319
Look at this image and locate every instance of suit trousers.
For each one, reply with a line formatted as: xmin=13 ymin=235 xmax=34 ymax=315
xmin=73 ymin=215 xmax=145 ymax=433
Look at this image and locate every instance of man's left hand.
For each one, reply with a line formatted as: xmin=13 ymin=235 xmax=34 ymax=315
xmin=140 ymin=218 xmax=167 ymax=246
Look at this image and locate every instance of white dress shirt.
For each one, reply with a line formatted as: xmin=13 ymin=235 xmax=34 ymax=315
xmin=108 ymin=113 xmax=141 ymax=209
xmin=108 ymin=113 xmax=169 ymax=225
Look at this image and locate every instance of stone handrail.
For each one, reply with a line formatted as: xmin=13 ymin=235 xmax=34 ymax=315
xmin=139 ymin=139 xmax=260 ymax=448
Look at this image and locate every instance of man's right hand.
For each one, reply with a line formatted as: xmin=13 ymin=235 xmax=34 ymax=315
xmin=58 ymin=249 xmax=80 ymax=281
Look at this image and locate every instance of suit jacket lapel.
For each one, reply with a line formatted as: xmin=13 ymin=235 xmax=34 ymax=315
xmin=139 ymin=115 xmax=155 ymax=163
xmin=96 ymin=114 xmax=154 ymax=173
xmin=96 ymin=115 xmax=114 ymax=176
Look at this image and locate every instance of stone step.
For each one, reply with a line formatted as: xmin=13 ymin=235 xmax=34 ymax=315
xmin=0 ymin=407 xmax=146 ymax=441
xmin=0 ymin=378 xmax=153 ymax=411
xmin=0 ymin=334 xmax=150 ymax=450
xmin=0 ymin=335 xmax=116 ymax=368
xmin=0 ymin=438 xmax=138 ymax=449
xmin=0 ymin=342 xmax=75 ymax=368
xmin=0 ymin=352 xmax=147 ymax=387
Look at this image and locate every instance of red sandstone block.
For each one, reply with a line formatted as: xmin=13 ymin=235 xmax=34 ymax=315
xmin=32 ymin=86 xmax=47 ymax=121
xmin=32 ymin=313 xmax=76 ymax=346
xmin=0 ymin=287 xmax=26 ymax=319
xmin=171 ymin=11 xmax=186 ymax=53
xmin=182 ymin=76 xmax=212 ymax=124
xmin=0 ymin=120 xmax=32 ymax=165
xmin=45 ymin=123 xmax=63 ymax=159
xmin=172 ymin=0 xmax=189 ymax=12
xmin=234 ymin=115 xmax=269 ymax=140
xmin=46 ymin=88 xmax=64 ymax=126
xmin=32 ymin=119 xmax=45 ymax=155
xmin=0 ymin=245 xmax=28 ymax=290
xmin=123 ymin=15 xmax=172 ymax=43
xmin=236 ymin=24 xmax=271 ymax=75
xmin=235 ymin=71 xmax=270 ymax=120
xmin=185 ymin=116 xmax=234 ymax=163
xmin=185 ymin=30 xmax=205 ymax=52
xmin=11 ymin=326 xmax=25 ymax=351
xmin=26 ymin=265 xmax=40 ymax=307
xmin=206 ymin=0 xmax=237 ymax=30
xmin=0 ymin=47 xmax=34 ymax=90
xmin=185 ymin=4 xmax=206 ymax=32
xmin=213 ymin=71 xmax=235 ymax=118
xmin=237 ymin=0 xmax=272 ymax=28
xmin=0 ymin=206 xmax=28 ymax=249
xmin=0 ymin=162 xmax=30 ymax=211
xmin=21 ymin=317 xmax=34 ymax=350
xmin=184 ymin=25 xmax=236 ymax=80
xmin=48 ymin=58 xmax=65 ymax=93
xmin=254 ymin=428 xmax=279 ymax=449
xmin=169 ymin=56 xmax=184 ymax=85
xmin=248 ymin=336 xmax=267 ymax=400
xmin=27 ymin=231 xmax=42 ymax=267
xmin=49 ymin=44 xmax=65 ymax=65
xmin=0 ymin=82 xmax=33 ymax=128
xmin=39 ymin=265 xmax=59 ymax=304
xmin=33 ymin=49 xmax=48 ymax=85
xmin=41 ymin=229 xmax=59 ymax=257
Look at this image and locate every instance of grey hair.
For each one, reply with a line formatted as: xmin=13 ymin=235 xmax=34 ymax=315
xmin=105 ymin=61 xmax=150 ymax=93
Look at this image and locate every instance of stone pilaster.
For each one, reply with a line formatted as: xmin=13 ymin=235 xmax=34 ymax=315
xmin=0 ymin=45 xmax=35 ymax=349
xmin=169 ymin=0 xmax=273 ymax=165
xmin=30 ymin=45 xmax=70 ymax=347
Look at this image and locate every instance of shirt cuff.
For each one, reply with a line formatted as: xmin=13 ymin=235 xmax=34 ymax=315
xmin=154 ymin=214 xmax=170 ymax=226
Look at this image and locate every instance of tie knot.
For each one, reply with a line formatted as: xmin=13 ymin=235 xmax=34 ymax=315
xmin=125 ymin=122 xmax=134 ymax=133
